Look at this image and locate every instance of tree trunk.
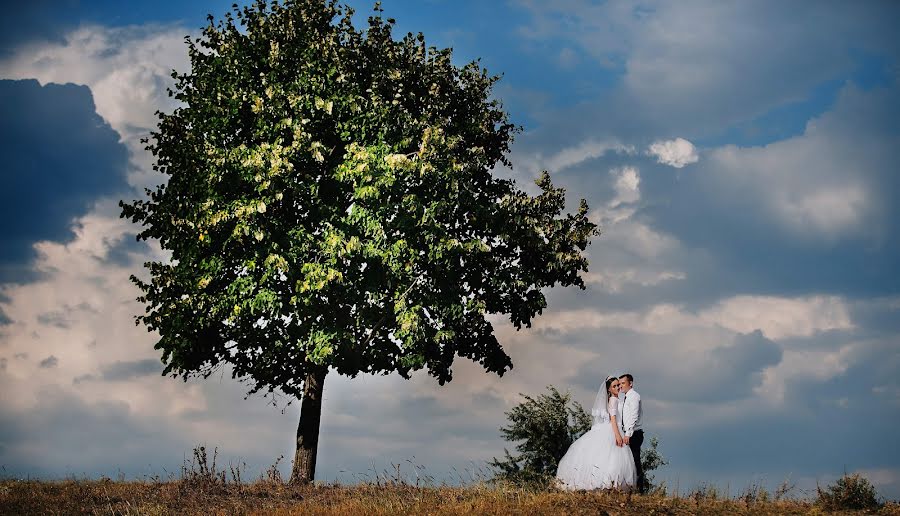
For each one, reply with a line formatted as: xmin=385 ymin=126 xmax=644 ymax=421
xmin=289 ymin=367 xmax=327 ymax=484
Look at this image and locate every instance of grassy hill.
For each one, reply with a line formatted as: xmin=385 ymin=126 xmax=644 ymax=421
xmin=2 ymin=477 xmax=898 ymax=515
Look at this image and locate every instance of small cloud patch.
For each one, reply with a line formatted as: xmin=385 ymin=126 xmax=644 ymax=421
xmin=610 ymin=166 xmax=641 ymax=206
xmin=73 ymin=373 xmax=96 ymax=385
xmin=36 ymin=311 xmax=71 ymax=329
xmin=647 ymin=137 xmax=699 ymax=168
xmin=100 ymin=359 xmax=161 ymax=381
xmin=39 ymin=355 xmax=58 ymax=368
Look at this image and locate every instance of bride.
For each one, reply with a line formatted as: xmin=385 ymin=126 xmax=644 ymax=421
xmin=555 ymin=376 xmax=637 ymax=490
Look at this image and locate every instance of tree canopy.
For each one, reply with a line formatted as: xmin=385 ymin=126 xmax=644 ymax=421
xmin=121 ymin=0 xmax=597 ymax=400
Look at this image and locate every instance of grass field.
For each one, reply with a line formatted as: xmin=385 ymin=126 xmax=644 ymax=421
xmin=2 ymin=447 xmax=895 ymax=515
xmin=2 ymin=477 xmax=898 ymax=515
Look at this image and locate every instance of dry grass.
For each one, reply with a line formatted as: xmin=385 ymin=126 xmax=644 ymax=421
xmin=2 ymin=478 xmax=899 ymax=515
xmin=2 ymin=449 xmax=896 ymax=515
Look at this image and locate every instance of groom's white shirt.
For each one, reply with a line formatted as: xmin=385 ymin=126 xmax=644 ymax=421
xmin=622 ymin=388 xmax=642 ymax=437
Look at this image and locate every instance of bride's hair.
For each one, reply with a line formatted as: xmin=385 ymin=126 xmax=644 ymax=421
xmin=592 ymin=376 xmax=616 ymax=419
xmin=605 ymin=376 xmax=617 ymax=396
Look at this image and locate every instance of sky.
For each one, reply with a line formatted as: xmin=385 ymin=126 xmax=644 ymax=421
xmin=1 ymin=0 xmax=899 ymax=499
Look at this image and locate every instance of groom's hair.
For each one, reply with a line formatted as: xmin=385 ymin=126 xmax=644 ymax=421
xmin=619 ymin=373 xmax=634 ymax=383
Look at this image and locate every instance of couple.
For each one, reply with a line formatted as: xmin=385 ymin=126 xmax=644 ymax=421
xmin=555 ymin=373 xmax=645 ymax=492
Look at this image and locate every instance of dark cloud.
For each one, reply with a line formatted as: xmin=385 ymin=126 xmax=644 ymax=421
xmin=104 ymin=236 xmax=152 ymax=267
xmin=849 ymin=299 xmax=900 ymax=341
xmin=0 ymin=0 xmax=78 ymax=58
xmin=100 ymin=359 xmax=161 ymax=381
xmin=0 ymin=291 xmax=11 ymax=326
xmin=0 ymin=380 xmax=298 ymax=481
xmin=39 ymin=355 xmax=58 ymax=368
xmin=72 ymin=374 xmax=95 ymax=385
xmin=35 ymin=303 xmax=99 ymax=330
xmin=704 ymin=331 xmax=782 ymax=395
xmin=36 ymin=311 xmax=71 ymax=329
xmin=0 ymin=387 xmax=169 ymax=478
xmin=659 ymin=352 xmax=900 ymax=483
xmin=0 ymin=79 xmax=129 ymax=284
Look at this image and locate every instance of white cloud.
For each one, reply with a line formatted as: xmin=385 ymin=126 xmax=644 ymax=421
xmin=756 ymin=342 xmax=861 ymax=402
xmin=581 ymin=164 xmax=689 ymax=293
xmin=0 ymin=201 xmax=172 ymax=412
xmin=776 ymin=183 xmax=868 ymax=237
xmin=698 ymin=295 xmax=853 ymax=340
xmin=610 ymin=166 xmax=641 ymax=205
xmin=0 ymin=25 xmax=189 ymax=189
xmin=528 ymin=139 xmax=635 ymax=176
xmin=619 ymin=1 xmax=849 ymax=127
xmin=623 ymin=221 xmax=680 ymax=259
xmin=693 ymin=83 xmax=895 ymax=243
xmin=511 ymin=3 xmax=897 ymax=253
xmin=577 ymin=163 xmax=692 ymax=293
xmin=583 ymin=268 xmax=684 ymax=293
xmin=588 ymin=209 xmax=681 ymax=261
xmin=647 ymin=137 xmax=698 ymax=168
xmin=532 ymin=295 xmax=852 ymax=340
xmin=706 ymin=141 xmax=873 ymax=241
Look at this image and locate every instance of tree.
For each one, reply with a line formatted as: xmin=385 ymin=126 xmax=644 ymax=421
xmin=489 ymin=386 xmax=592 ymax=486
xmin=120 ymin=0 xmax=597 ymax=484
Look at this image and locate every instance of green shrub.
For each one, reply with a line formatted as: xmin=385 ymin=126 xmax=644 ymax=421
xmin=816 ymin=473 xmax=881 ymax=511
xmin=641 ymin=436 xmax=668 ymax=494
xmin=489 ymin=386 xmax=592 ymax=487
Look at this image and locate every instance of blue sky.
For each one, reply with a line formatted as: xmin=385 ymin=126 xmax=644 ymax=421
xmin=1 ymin=0 xmax=899 ymax=499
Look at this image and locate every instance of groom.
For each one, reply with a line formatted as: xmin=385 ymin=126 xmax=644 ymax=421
xmin=619 ymin=373 xmax=645 ymax=493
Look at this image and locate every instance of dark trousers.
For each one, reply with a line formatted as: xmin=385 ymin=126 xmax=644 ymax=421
xmin=628 ymin=429 xmax=645 ymax=493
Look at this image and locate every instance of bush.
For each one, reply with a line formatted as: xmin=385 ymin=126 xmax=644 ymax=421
xmin=816 ymin=473 xmax=881 ymax=511
xmin=641 ymin=436 xmax=668 ymax=494
xmin=489 ymin=386 xmax=592 ymax=486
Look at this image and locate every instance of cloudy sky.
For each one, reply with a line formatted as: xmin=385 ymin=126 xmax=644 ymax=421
xmin=1 ymin=0 xmax=899 ymax=499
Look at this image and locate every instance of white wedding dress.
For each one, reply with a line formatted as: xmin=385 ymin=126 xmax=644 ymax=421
xmin=555 ymin=395 xmax=637 ymax=490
